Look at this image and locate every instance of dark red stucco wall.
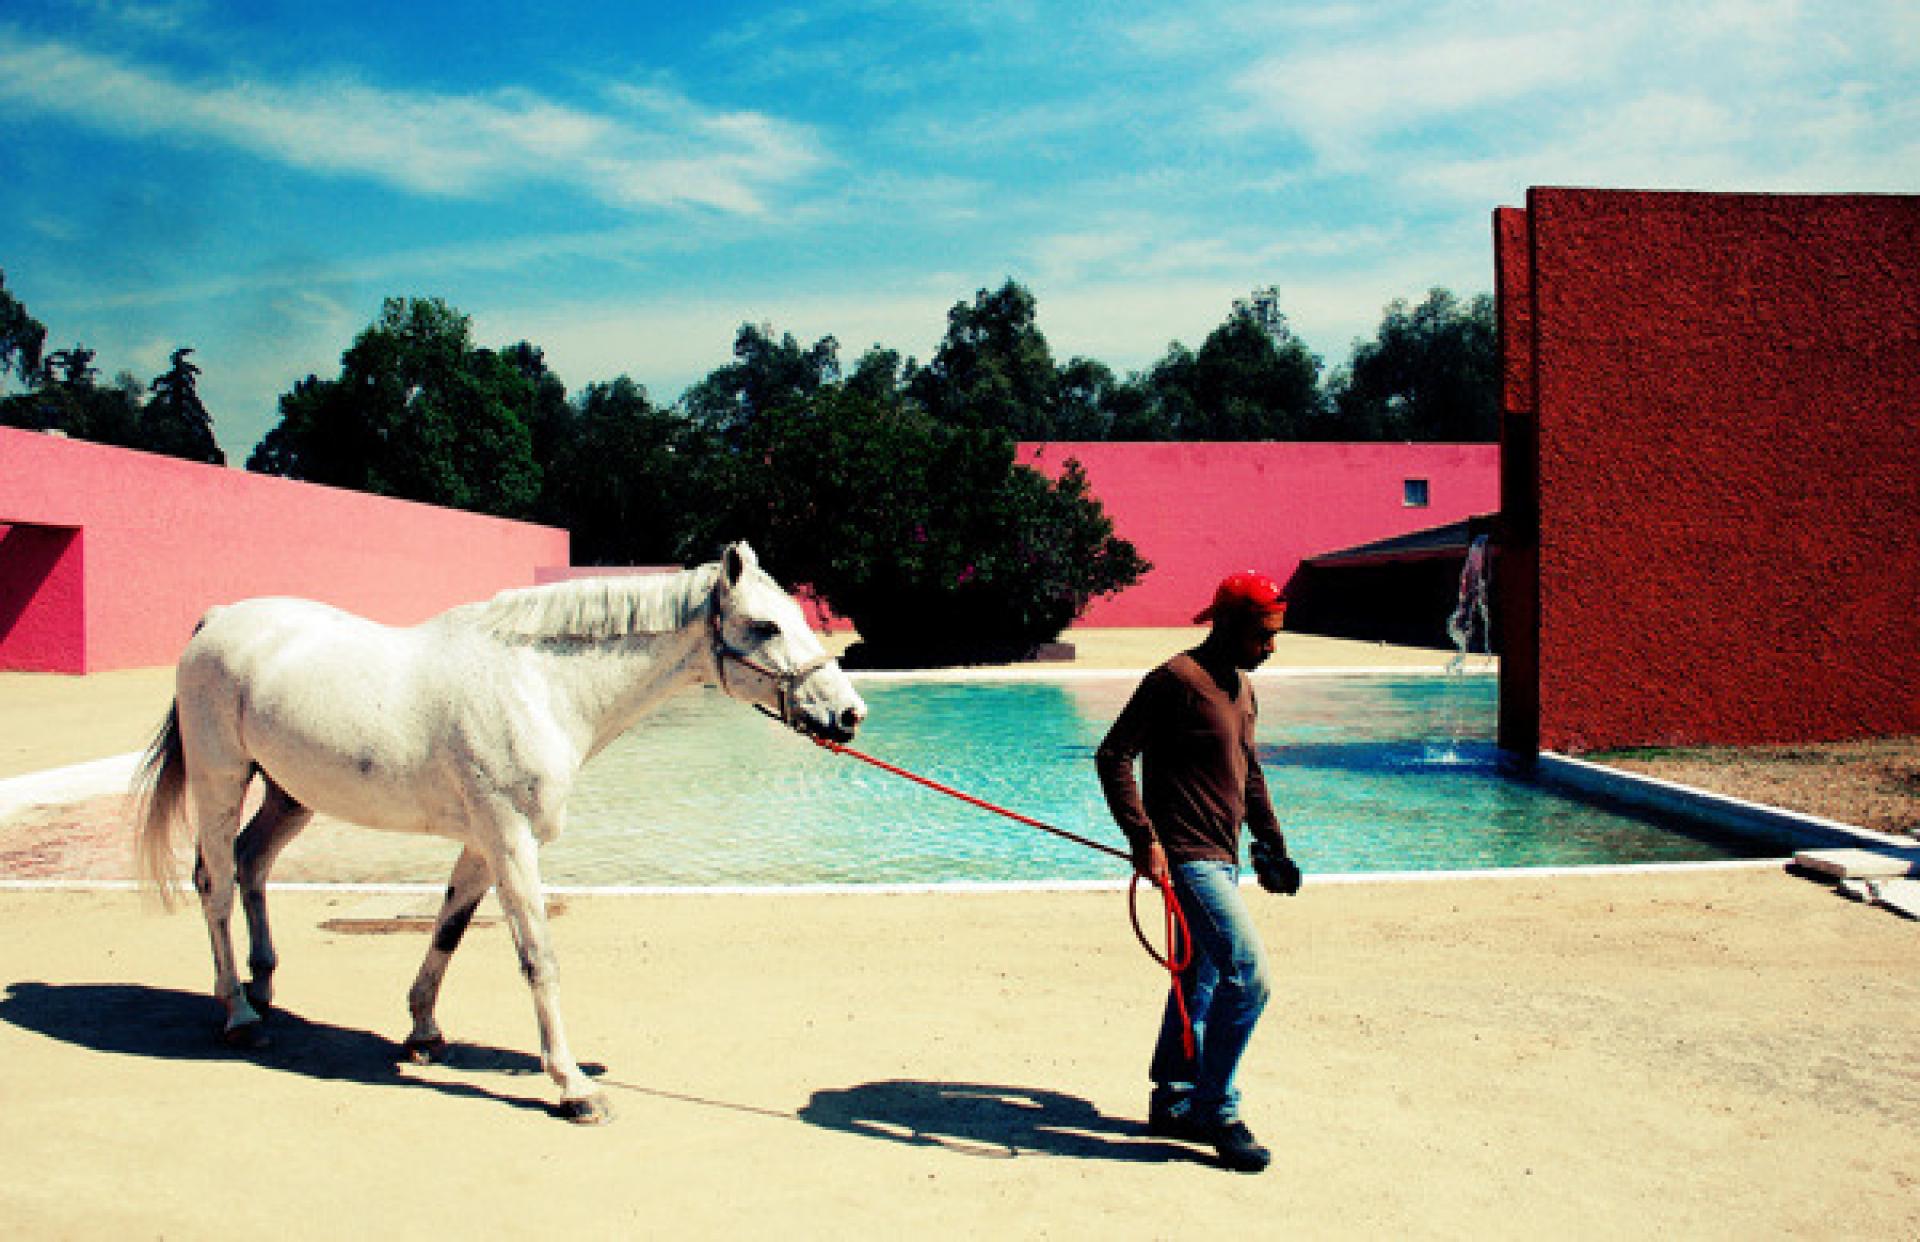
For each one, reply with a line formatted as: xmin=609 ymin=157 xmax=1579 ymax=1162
xmin=1499 ymin=188 xmax=1920 ymax=752
xmin=1493 ymin=207 xmax=1540 ymax=753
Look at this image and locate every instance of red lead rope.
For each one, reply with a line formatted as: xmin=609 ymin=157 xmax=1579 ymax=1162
xmin=811 ymin=735 xmax=1196 ymax=1059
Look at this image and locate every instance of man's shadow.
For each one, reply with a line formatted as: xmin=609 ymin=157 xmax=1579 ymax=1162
xmin=0 ymin=980 xmax=593 ymax=1118
xmin=796 ymin=1079 xmax=1199 ymax=1164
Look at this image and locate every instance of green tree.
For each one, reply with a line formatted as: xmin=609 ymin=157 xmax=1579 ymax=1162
xmin=2 ymin=345 xmax=143 ymax=447
xmin=714 ymin=381 xmax=1147 ymax=664
xmin=139 ymin=348 xmax=225 ymax=464
xmin=500 ymin=340 xmax=573 ymax=475
xmin=681 ymin=322 xmax=840 ymax=446
xmin=1103 ymin=373 xmax=1175 ymax=440
xmin=1327 ymin=288 xmax=1498 ymax=441
xmin=909 ymin=280 xmax=1064 ymax=438
xmin=248 ymin=297 xmax=541 ymax=518
xmin=1053 ymin=357 xmax=1122 ymax=439
xmin=540 ymin=376 xmax=708 ymax=565
xmin=0 ymin=269 xmax=47 ymax=387
xmin=844 ymin=345 xmax=907 ymax=405
xmin=1140 ymin=295 xmax=1324 ymax=439
xmin=246 ymin=374 xmax=357 ymax=481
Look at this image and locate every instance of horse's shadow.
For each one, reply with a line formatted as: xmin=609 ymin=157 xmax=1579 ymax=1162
xmin=0 ymin=980 xmax=595 ymax=1118
xmin=794 ymin=1079 xmax=1196 ymax=1165
xmin=6 ymin=983 xmax=1200 ymax=1158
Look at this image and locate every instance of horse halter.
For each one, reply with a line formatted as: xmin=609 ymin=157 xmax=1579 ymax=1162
xmin=708 ymin=591 xmax=836 ymax=732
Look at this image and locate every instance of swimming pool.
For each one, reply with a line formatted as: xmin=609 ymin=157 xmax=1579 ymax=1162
xmin=262 ymin=674 xmax=1778 ymax=887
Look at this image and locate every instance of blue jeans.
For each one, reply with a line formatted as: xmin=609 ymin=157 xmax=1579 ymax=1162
xmin=1150 ymin=859 xmax=1272 ymax=1126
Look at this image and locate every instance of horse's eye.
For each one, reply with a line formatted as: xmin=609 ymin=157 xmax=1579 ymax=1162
xmin=749 ymin=621 xmax=781 ymax=641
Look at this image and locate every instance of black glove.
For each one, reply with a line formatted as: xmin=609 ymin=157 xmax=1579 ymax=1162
xmin=1250 ymin=838 xmax=1301 ymax=896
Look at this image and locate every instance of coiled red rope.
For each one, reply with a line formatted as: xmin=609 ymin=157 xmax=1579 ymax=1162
xmin=812 ymin=735 xmax=1196 ymax=1058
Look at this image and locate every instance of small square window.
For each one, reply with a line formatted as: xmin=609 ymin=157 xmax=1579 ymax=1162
xmin=1403 ymin=478 xmax=1430 ymax=507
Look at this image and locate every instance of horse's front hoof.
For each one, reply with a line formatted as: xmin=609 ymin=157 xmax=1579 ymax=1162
xmin=555 ymin=1092 xmax=613 ymax=1125
xmin=244 ymin=980 xmax=274 ymax=1013
xmin=223 ymin=1021 xmax=270 ymax=1051
xmin=402 ymin=1035 xmax=450 ymax=1065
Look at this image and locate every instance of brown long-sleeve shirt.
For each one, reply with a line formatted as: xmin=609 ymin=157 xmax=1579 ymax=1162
xmin=1095 ymin=652 xmax=1285 ymax=864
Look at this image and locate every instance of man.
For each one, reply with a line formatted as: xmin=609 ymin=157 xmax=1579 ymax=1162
xmin=1095 ymin=569 xmax=1302 ymax=1173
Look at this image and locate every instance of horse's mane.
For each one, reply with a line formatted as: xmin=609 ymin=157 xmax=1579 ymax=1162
xmin=460 ymin=564 xmax=720 ymax=642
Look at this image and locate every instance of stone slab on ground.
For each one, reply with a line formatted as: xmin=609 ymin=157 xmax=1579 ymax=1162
xmin=1792 ymin=847 xmax=1920 ymax=880
xmin=1866 ymin=878 xmax=1920 ymax=920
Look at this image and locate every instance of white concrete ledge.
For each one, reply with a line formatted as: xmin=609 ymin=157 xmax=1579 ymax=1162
xmin=1535 ymin=752 xmax=1913 ymax=852
xmin=0 ymin=752 xmax=140 ymax=819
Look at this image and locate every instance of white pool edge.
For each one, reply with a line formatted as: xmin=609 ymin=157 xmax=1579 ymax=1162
xmin=0 ymin=752 xmax=142 ymax=819
xmin=1534 ymin=751 xmax=1910 ymax=852
xmin=0 ymin=857 xmax=1794 ymax=898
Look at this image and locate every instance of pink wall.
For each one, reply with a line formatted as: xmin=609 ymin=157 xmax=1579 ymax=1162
xmin=2 ymin=429 xmax=1499 ymax=671
xmin=1 ymin=428 xmax=570 ymax=673
xmin=1497 ymin=188 xmax=1920 ymax=752
xmin=1019 ymin=442 xmax=1500 ymax=627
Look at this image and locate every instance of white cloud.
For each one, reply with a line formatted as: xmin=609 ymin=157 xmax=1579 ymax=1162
xmin=1208 ymin=0 xmax=1920 ymax=205
xmin=1232 ymin=26 xmax=1608 ymax=151
xmin=81 ymin=0 xmax=210 ymax=37
xmin=0 ymin=27 xmax=823 ymax=215
xmin=1408 ymin=88 xmax=1920 ymax=202
xmin=1025 ymin=218 xmax=1403 ymax=288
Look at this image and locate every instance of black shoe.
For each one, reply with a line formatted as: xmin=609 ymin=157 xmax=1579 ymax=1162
xmin=1146 ymin=1104 xmax=1207 ymax=1141
xmin=1205 ymin=1120 xmax=1271 ymax=1173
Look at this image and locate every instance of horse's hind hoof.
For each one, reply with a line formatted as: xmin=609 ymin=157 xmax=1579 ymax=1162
xmin=555 ymin=1092 xmax=613 ymax=1125
xmin=402 ymin=1036 xmax=450 ymax=1065
xmin=222 ymin=1021 xmax=270 ymax=1051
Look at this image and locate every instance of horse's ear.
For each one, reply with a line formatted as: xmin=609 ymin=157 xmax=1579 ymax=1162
xmin=722 ymin=541 xmax=757 ymax=590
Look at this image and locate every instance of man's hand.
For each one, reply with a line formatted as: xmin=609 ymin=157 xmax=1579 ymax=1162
xmin=1135 ymin=840 xmax=1170 ymax=887
xmin=1250 ymin=838 xmax=1301 ymax=896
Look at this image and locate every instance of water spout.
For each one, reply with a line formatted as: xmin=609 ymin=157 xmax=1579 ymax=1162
xmin=1445 ymin=534 xmax=1492 ymax=673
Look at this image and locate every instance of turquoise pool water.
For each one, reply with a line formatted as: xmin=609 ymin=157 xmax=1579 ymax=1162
xmin=268 ymin=675 xmax=1777 ymax=887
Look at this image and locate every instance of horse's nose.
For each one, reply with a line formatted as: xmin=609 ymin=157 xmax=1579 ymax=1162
xmin=838 ymin=706 xmax=863 ymax=735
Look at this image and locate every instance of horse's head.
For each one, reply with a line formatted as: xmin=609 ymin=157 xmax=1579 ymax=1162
xmin=709 ymin=541 xmax=866 ymax=744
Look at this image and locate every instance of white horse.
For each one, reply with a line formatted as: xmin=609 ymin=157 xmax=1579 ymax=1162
xmin=133 ymin=541 xmax=864 ymax=1123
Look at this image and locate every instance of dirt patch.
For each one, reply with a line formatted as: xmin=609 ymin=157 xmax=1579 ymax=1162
xmin=0 ymin=792 xmax=133 ymax=879
xmin=1593 ymin=736 xmax=1920 ymax=839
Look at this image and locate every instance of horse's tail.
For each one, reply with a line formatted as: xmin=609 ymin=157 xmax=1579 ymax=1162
xmin=131 ymin=701 xmax=189 ymax=909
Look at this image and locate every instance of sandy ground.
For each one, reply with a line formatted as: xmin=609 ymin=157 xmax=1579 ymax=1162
xmin=0 ymin=664 xmax=181 ymax=780
xmin=4 ymin=633 xmax=1917 ymax=1238
xmin=2 ymin=874 xmax=1915 ymax=1240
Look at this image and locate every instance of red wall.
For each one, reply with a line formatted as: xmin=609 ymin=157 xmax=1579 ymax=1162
xmin=1019 ymin=441 xmax=1499 ymax=627
xmin=1 ymin=428 xmax=570 ymax=673
xmin=1494 ymin=206 xmax=1540 ymax=753
xmin=1498 ymin=188 xmax=1920 ymax=751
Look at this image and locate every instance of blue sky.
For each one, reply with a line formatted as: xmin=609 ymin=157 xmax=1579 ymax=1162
xmin=3 ymin=1 xmax=1915 ymax=458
